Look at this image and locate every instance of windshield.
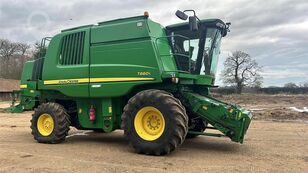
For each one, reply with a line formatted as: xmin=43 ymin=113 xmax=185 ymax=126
xmin=168 ymin=27 xmax=222 ymax=76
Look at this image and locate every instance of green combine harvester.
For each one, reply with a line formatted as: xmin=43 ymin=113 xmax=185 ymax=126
xmin=9 ymin=10 xmax=252 ymax=155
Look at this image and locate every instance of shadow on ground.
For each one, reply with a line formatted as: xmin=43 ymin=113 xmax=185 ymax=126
xmin=64 ymin=130 xmax=241 ymax=154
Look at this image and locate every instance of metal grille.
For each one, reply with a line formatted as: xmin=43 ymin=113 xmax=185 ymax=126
xmin=59 ymin=32 xmax=85 ymax=65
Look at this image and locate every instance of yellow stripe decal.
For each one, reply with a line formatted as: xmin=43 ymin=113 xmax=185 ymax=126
xmin=20 ymin=84 xmax=27 ymax=89
xmin=89 ymin=77 xmax=154 ymax=83
xmin=44 ymin=77 xmax=154 ymax=85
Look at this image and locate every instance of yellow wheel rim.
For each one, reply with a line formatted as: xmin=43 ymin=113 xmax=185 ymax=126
xmin=134 ymin=106 xmax=165 ymax=141
xmin=37 ymin=113 xmax=54 ymax=136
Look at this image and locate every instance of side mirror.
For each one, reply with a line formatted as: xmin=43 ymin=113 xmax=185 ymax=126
xmin=189 ymin=16 xmax=198 ymax=31
xmin=175 ymin=10 xmax=188 ymax=20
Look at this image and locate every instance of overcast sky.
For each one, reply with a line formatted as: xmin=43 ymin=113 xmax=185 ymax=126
xmin=0 ymin=0 xmax=307 ymax=86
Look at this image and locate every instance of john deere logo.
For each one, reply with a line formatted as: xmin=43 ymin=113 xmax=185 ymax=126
xmin=138 ymin=72 xmax=151 ymax=76
xmin=58 ymin=79 xmax=79 ymax=84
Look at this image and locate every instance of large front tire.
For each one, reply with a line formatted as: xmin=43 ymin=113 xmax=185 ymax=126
xmin=122 ymin=90 xmax=188 ymax=155
xmin=31 ymin=102 xmax=70 ymax=144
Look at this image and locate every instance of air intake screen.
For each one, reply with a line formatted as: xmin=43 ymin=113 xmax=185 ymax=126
xmin=59 ymin=32 xmax=85 ymax=65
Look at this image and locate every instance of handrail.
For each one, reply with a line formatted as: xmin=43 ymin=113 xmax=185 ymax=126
xmin=155 ymin=34 xmax=191 ymax=72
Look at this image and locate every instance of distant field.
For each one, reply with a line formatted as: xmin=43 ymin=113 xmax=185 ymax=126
xmin=0 ymin=101 xmax=11 ymax=109
xmin=214 ymin=94 xmax=308 ymax=122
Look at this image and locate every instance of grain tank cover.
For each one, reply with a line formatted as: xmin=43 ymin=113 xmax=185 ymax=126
xmin=91 ymin=16 xmax=151 ymax=44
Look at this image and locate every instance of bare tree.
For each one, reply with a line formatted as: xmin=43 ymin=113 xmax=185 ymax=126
xmin=0 ymin=39 xmax=19 ymax=60
xmin=284 ymin=82 xmax=298 ymax=88
xmin=17 ymin=42 xmax=31 ymax=55
xmin=221 ymin=51 xmax=263 ymax=94
xmin=0 ymin=39 xmax=31 ymax=79
xmin=299 ymin=81 xmax=308 ymax=88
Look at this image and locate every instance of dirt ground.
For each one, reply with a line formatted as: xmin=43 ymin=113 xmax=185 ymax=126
xmin=215 ymin=94 xmax=308 ymax=121
xmin=0 ymin=95 xmax=307 ymax=173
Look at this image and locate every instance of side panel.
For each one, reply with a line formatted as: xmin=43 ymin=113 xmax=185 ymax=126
xmin=40 ymin=29 xmax=91 ymax=97
xmin=89 ymin=23 xmax=162 ymax=97
xmin=147 ymin=20 xmax=178 ymax=72
xmin=76 ymin=98 xmax=120 ymax=132
xmin=20 ymin=61 xmax=34 ymax=90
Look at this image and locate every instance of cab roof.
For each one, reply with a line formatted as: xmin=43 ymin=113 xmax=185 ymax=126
xmin=166 ymin=18 xmax=226 ymax=29
xmin=166 ymin=18 xmax=227 ymax=36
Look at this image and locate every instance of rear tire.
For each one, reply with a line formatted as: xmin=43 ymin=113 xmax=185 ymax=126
xmin=122 ymin=89 xmax=188 ymax=155
xmin=31 ymin=102 xmax=70 ymax=144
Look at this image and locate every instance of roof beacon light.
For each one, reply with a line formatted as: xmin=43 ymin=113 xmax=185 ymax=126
xmin=144 ymin=11 xmax=149 ymax=17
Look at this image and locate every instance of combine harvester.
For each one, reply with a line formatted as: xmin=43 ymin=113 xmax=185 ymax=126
xmin=8 ymin=10 xmax=252 ymax=155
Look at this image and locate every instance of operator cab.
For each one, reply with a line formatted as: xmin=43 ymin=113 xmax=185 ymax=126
xmin=166 ymin=19 xmax=228 ymax=77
